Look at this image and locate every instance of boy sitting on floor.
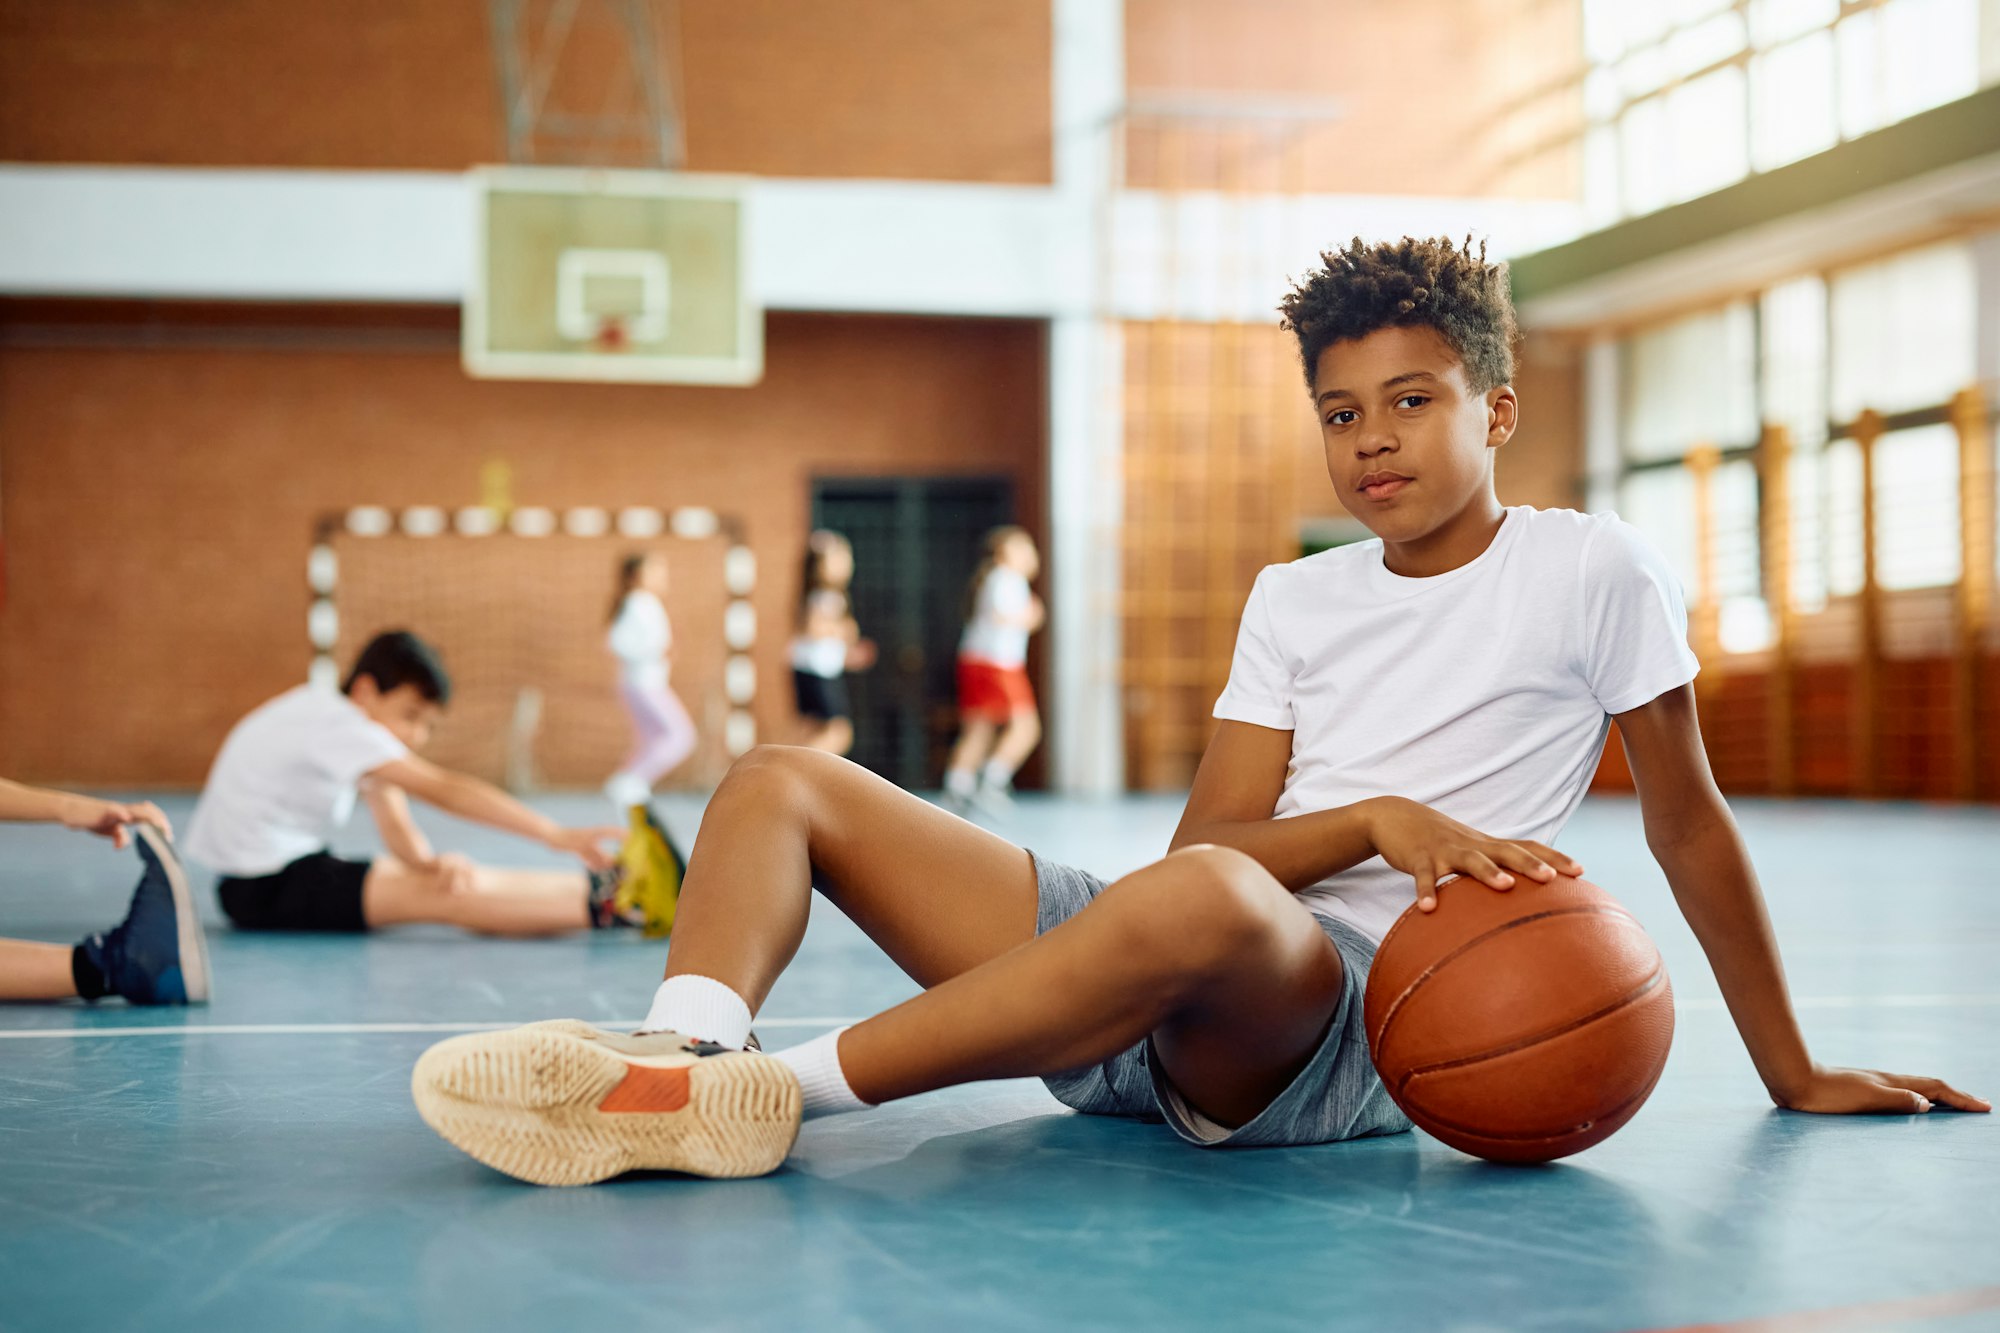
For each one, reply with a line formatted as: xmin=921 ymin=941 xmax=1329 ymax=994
xmin=0 ymin=783 xmax=208 ymax=1006
xmin=411 ymin=237 xmax=1984 ymax=1188
xmin=185 ymin=630 xmax=678 ymax=937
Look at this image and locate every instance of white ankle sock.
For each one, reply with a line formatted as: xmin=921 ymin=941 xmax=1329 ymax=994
xmin=979 ymin=758 xmax=1015 ymax=789
xmin=640 ymin=975 xmax=753 ymax=1048
xmin=945 ymin=767 xmax=976 ymax=797
xmin=775 ymin=1027 xmax=873 ymax=1119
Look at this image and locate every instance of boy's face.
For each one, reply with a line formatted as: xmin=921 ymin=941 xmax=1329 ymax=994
xmin=1312 ymin=325 xmax=1517 ymax=547
xmin=350 ymin=679 xmax=440 ymax=750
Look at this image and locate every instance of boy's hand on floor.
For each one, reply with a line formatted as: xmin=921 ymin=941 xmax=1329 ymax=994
xmin=1362 ymin=795 xmax=1584 ymax=914
xmin=548 ymin=826 xmax=622 ymax=872
xmin=1773 ymin=1064 xmax=1991 ymax=1115
xmin=62 ymin=796 xmax=172 ymax=849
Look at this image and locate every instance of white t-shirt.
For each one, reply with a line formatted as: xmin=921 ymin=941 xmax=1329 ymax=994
xmin=960 ymin=567 xmax=1033 ymax=667
xmin=1213 ymin=507 xmax=1700 ymax=943
xmin=184 ymin=684 xmax=410 ymax=877
xmin=790 ymin=589 xmax=850 ymax=679
xmin=608 ymin=589 xmax=672 ymax=688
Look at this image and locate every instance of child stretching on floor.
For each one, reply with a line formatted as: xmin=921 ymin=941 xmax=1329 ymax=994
xmin=185 ymin=630 xmax=678 ymax=937
xmin=0 ymin=782 xmax=209 ymax=1006
xmin=414 ymin=237 xmax=1984 ymax=1186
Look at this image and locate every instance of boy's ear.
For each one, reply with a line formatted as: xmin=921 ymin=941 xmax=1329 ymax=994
xmin=347 ymin=675 xmax=378 ymax=705
xmin=1486 ymin=385 xmax=1519 ymax=449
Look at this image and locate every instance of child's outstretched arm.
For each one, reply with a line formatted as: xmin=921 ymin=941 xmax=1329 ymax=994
xmin=370 ymin=757 xmax=620 ymax=871
xmin=0 ymin=776 xmax=170 ymax=848
xmin=1173 ymin=721 xmax=1584 ymax=907
xmin=1618 ymin=684 xmax=1989 ymax=1115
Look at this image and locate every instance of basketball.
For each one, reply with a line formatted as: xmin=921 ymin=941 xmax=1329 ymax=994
xmin=1364 ymin=875 xmax=1674 ymax=1164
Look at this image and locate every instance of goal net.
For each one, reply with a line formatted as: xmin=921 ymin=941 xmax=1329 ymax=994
xmin=307 ymin=504 xmax=757 ymax=793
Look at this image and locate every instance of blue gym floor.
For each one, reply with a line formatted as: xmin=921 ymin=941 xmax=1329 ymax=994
xmin=2 ymin=791 xmax=1995 ymax=1332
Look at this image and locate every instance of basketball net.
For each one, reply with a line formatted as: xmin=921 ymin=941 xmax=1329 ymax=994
xmin=593 ymin=315 xmax=631 ymax=353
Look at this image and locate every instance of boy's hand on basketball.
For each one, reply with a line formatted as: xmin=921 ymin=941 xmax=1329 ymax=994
xmin=548 ymin=825 xmax=621 ymax=872
xmin=62 ymin=795 xmax=172 ymax=848
xmin=1774 ymin=1065 xmax=1991 ymax=1115
xmin=1362 ymin=796 xmax=1583 ymax=913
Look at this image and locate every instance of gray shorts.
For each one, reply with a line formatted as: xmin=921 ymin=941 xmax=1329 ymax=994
xmin=1032 ymin=852 xmax=1412 ymax=1148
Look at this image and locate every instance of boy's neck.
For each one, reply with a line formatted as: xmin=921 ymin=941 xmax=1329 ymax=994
xmin=1379 ymin=493 xmax=1507 ymax=579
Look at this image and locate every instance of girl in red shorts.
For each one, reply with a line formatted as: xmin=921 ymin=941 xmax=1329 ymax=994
xmin=944 ymin=526 xmax=1043 ymax=816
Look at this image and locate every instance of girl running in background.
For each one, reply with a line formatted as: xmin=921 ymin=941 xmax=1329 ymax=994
xmin=943 ymin=526 xmax=1043 ymax=816
xmin=604 ymin=552 xmax=699 ymax=811
xmin=791 ymin=530 xmax=873 ymax=756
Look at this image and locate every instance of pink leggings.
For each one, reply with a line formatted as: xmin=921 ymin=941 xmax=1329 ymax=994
xmin=613 ymin=679 xmax=698 ymax=789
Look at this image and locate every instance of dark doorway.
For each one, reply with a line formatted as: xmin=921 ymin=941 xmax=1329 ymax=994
xmin=811 ymin=476 xmax=1018 ymax=790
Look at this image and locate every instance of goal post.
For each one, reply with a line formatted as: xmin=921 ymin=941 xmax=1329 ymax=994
xmin=305 ymin=503 xmax=758 ymax=792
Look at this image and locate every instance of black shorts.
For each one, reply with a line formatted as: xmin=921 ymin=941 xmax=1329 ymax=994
xmin=793 ymin=669 xmax=851 ymax=721
xmin=217 ymin=851 xmax=372 ymax=933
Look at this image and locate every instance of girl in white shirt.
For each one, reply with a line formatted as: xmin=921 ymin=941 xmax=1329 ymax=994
xmin=606 ymin=553 xmax=699 ymax=809
xmin=944 ymin=526 xmax=1044 ymax=814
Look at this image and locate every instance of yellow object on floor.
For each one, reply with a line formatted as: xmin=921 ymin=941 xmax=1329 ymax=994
xmin=615 ymin=804 xmax=684 ymax=938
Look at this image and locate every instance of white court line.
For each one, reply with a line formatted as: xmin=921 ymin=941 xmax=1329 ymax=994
xmin=3 ymin=996 xmax=1999 ymax=1040
xmin=0 ymin=1018 xmax=861 ymax=1041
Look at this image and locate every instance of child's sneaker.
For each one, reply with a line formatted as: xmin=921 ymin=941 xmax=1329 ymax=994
xmin=615 ymin=804 xmax=684 ymax=938
xmin=968 ymin=780 xmax=1016 ymax=821
xmin=411 ymin=1020 xmax=801 ymax=1186
xmin=586 ymin=865 xmax=643 ymax=930
xmin=76 ymin=824 xmax=211 ymax=1006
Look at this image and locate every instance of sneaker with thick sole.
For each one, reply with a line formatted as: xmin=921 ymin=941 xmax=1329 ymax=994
xmin=412 ymin=1020 xmax=801 ymax=1186
xmin=76 ymin=823 xmax=211 ymax=1006
xmin=615 ymin=804 xmax=684 ymax=939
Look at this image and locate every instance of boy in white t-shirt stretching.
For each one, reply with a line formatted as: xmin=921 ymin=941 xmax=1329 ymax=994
xmin=186 ymin=631 xmax=675 ymax=937
xmin=414 ymin=236 xmax=1984 ymax=1186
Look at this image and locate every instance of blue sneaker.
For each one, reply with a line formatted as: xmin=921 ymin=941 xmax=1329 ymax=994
xmin=77 ymin=824 xmax=211 ymax=1006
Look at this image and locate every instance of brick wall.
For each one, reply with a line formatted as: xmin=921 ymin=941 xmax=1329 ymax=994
xmin=0 ymin=0 xmax=1052 ymax=182
xmin=0 ymin=304 xmax=1045 ymax=786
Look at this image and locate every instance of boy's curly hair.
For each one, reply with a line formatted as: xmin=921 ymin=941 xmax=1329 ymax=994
xmin=1278 ymin=236 xmax=1517 ymax=393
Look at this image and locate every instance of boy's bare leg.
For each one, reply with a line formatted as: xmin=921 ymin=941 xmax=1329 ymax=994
xmin=840 ymin=845 xmax=1343 ymax=1128
xmin=363 ymin=860 xmax=591 ymax=936
xmin=661 ymin=747 xmax=1335 ymax=1129
xmin=0 ymin=938 xmax=80 ymax=1000
xmin=659 ymin=746 xmax=1039 ymax=1008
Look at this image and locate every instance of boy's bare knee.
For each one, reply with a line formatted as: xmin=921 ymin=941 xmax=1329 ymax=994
xmin=721 ymin=745 xmax=820 ymax=805
xmin=1103 ymin=846 xmax=1289 ymax=980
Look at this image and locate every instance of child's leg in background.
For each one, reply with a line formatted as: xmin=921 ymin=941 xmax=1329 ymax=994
xmin=608 ymin=681 xmax=699 ymax=807
xmin=984 ymin=705 xmax=1041 ymax=789
xmin=944 ymin=715 xmax=998 ymax=798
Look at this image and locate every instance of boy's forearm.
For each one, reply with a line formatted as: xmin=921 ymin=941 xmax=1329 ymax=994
xmin=1651 ymin=811 xmax=1814 ymax=1100
xmin=428 ymin=772 xmax=561 ymax=847
xmin=1170 ymin=801 xmax=1379 ymax=893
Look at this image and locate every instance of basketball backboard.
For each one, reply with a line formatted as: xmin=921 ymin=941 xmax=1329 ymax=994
xmin=464 ymin=166 xmax=762 ymax=385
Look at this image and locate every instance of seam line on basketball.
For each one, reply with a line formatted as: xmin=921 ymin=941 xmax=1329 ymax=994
xmin=1370 ymin=904 xmax=1644 ymax=1055
xmin=1398 ymin=1057 xmax=1669 ymax=1144
xmin=1390 ymin=967 xmax=1668 ymax=1094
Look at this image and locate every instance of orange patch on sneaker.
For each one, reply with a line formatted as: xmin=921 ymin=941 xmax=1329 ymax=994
xmin=597 ymin=1064 xmax=691 ymax=1113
